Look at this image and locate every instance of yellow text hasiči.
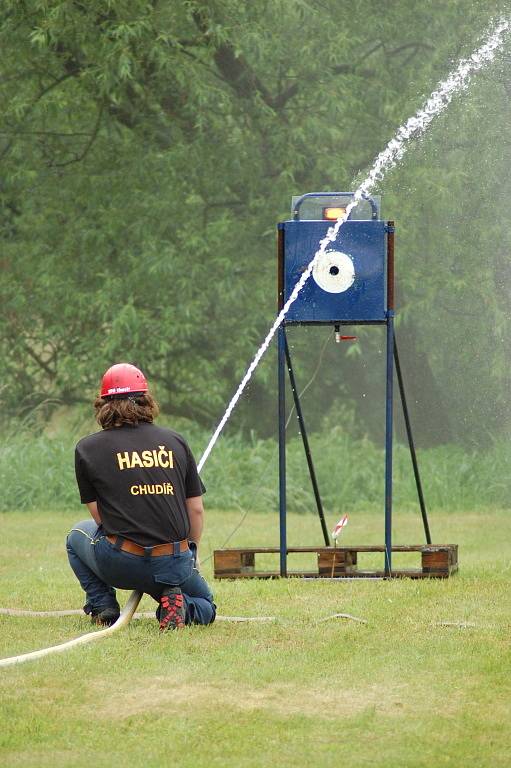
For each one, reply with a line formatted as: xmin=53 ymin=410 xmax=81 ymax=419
xmin=116 ymin=446 xmax=174 ymax=471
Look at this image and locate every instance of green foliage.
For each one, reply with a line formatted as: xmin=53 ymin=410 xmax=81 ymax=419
xmin=0 ymin=0 xmax=509 ymax=447
xmin=1 ymin=421 xmax=510 ymax=513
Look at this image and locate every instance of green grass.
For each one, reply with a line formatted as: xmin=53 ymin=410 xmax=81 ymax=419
xmin=1 ymin=506 xmax=510 ymax=767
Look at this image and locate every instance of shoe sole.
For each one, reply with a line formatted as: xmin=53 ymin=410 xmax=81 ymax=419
xmin=159 ymin=591 xmax=185 ymax=631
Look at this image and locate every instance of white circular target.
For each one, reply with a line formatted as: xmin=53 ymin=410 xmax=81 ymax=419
xmin=312 ymin=250 xmax=355 ymax=293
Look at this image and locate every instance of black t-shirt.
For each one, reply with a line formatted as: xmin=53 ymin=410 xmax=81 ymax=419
xmin=74 ymin=422 xmax=205 ymax=546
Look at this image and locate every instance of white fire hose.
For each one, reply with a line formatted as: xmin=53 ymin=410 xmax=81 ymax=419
xmin=0 ymin=590 xmax=143 ymax=668
xmin=0 ymin=600 xmax=368 ymax=668
xmin=0 ymin=592 xmax=280 ymax=668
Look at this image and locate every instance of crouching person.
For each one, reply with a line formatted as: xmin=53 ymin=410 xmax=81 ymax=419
xmin=66 ymin=363 xmax=216 ymax=630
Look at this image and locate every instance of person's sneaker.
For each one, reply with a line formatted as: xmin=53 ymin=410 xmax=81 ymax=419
xmin=91 ymin=606 xmax=120 ymax=627
xmin=159 ymin=587 xmax=186 ymax=630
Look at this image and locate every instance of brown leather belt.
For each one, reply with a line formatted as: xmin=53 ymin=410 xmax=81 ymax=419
xmin=106 ymin=535 xmax=189 ymax=556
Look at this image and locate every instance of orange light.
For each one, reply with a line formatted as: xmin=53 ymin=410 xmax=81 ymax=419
xmin=322 ymin=206 xmax=347 ymax=221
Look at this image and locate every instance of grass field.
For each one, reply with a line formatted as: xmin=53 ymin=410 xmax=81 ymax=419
xmin=1 ymin=506 xmax=510 ymax=767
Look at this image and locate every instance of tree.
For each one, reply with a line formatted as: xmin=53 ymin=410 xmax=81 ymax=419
xmin=0 ymin=0 xmax=507 ymax=446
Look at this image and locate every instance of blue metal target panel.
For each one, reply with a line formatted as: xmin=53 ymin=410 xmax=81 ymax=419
xmin=280 ymin=220 xmax=387 ymax=324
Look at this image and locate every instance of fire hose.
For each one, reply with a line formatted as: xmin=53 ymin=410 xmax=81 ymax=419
xmin=0 ymin=603 xmax=367 ymax=668
xmin=0 ymin=590 xmax=143 ymax=668
xmin=0 ymin=594 xmax=281 ymax=668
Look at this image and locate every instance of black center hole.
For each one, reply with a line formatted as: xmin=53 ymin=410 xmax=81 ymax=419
xmin=329 ymin=266 xmax=339 ymax=276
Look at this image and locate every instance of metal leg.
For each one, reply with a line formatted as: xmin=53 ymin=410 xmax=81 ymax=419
xmin=278 ymin=325 xmax=287 ymax=577
xmin=284 ymin=334 xmax=330 ymax=546
xmin=393 ymin=332 xmax=432 ymax=544
xmin=384 ymin=316 xmax=394 ymax=576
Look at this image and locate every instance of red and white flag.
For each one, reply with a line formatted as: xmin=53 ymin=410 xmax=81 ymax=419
xmin=332 ymin=514 xmax=348 ymax=540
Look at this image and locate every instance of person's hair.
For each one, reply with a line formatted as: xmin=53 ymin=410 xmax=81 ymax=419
xmin=94 ymin=392 xmax=160 ymax=429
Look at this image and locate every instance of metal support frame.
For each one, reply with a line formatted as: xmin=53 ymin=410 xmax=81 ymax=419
xmin=284 ymin=334 xmax=330 ymax=547
xmin=277 ymin=219 xmax=431 ymax=578
xmin=384 ymin=222 xmax=395 ymax=575
xmin=278 ymin=227 xmax=287 ymax=577
xmin=278 ymin=325 xmax=287 ymax=578
xmin=384 ymin=313 xmax=394 ymax=575
xmin=394 ymin=335 xmax=432 ymax=544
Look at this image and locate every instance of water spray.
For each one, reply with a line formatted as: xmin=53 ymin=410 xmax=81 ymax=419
xmin=1 ymin=17 xmax=509 ymax=669
xmin=197 ymin=16 xmax=509 ymax=472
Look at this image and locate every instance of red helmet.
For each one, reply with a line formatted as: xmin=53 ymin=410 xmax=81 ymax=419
xmin=100 ymin=363 xmax=148 ymax=398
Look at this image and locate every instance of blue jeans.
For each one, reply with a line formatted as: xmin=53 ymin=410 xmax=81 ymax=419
xmin=66 ymin=520 xmax=216 ymax=625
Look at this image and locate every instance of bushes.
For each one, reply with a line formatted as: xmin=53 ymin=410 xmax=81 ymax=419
xmin=202 ymin=429 xmax=511 ymax=513
xmin=0 ymin=432 xmax=77 ymax=511
xmin=0 ymin=424 xmax=509 ymax=513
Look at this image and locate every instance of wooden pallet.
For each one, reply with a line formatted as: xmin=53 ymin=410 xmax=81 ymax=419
xmin=213 ymin=545 xmax=458 ymax=579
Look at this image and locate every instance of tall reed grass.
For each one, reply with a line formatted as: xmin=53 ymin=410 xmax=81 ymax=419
xmin=0 ymin=423 xmax=508 ymax=513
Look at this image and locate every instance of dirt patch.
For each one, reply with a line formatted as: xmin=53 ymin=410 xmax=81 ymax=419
xmin=90 ymin=676 xmax=460 ymax=721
